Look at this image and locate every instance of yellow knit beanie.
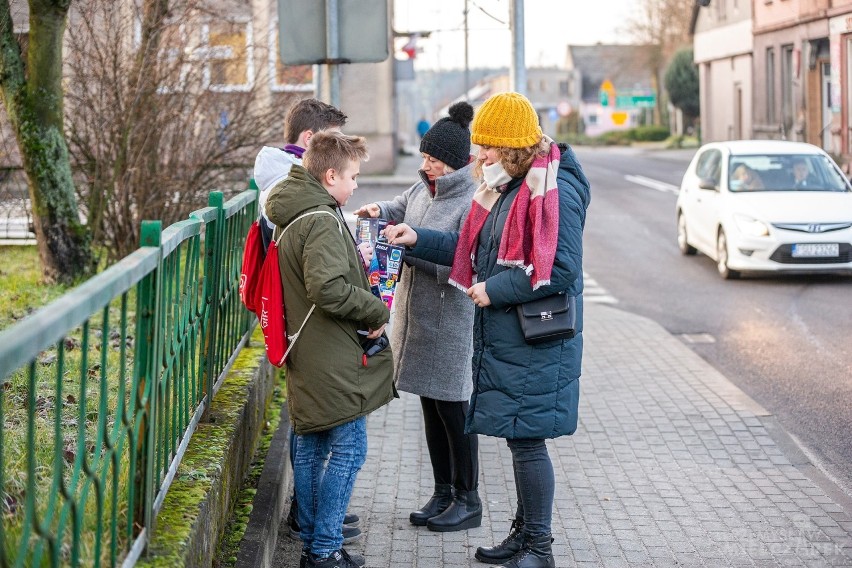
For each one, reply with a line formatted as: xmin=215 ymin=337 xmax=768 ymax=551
xmin=471 ymin=92 xmax=542 ymax=148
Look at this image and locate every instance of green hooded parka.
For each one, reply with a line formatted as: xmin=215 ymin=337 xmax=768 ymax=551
xmin=265 ymin=165 xmax=396 ymax=434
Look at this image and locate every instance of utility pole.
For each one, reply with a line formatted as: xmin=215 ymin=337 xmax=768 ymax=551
xmin=510 ymin=0 xmax=526 ymax=95
xmin=325 ymin=0 xmax=340 ymax=107
xmin=464 ymin=0 xmax=470 ymax=100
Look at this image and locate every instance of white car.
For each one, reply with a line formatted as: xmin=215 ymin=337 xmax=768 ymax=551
xmin=676 ymin=140 xmax=852 ymax=279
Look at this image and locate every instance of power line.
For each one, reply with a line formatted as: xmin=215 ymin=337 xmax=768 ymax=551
xmin=470 ymin=0 xmax=508 ymax=25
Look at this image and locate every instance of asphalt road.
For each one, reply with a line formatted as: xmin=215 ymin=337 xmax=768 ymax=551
xmin=575 ymin=145 xmax=852 ymax=496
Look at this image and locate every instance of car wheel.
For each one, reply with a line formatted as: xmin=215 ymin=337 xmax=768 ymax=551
xmin=716 ymin=229 xmax=740 ymax=280
xmin=677 ymin=212 xmax=697 ymax=255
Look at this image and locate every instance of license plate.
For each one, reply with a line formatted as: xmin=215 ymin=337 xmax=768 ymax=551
xmin=791 ymin=243 xmax=839 ymax=257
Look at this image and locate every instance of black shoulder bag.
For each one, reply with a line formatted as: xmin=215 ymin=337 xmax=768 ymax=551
xmin=516 ymin=292 xmax=576 ymax=344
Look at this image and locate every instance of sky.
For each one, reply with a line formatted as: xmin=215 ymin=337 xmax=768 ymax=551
xmin=393 ymin=0 xmax=638 ymax=71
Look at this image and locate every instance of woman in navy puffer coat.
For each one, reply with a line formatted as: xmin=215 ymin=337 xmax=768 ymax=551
xmin=385 ymin=92 xmax=590 ymax=568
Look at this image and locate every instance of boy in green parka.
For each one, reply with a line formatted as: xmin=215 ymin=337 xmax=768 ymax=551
xmin=265 ymin=130 xmax=395 ymax=568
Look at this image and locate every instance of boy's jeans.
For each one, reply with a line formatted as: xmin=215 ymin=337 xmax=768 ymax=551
xmin=294 ymin=416 xmax=367 ymax=558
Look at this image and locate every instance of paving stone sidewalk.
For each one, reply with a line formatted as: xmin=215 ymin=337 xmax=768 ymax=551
xmin=270 ymin=298 xmax=852 ymax=567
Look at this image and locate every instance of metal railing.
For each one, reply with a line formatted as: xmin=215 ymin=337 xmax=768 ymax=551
xmin=0 ymin=186 xmax=258 ymax=567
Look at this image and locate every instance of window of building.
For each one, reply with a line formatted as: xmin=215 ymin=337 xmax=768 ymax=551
xmin=766 ymin=47 xmax=776 ymax=123
xmin=704 ymin=62 xmax=712 ymax=135
xmin=147 ymin=18 xmax=254 ymax=93
xmin=781 ymin=44 xmax=794 ymax=136
xmin=156 ymin=22 xmax=191 ymax=93
xmin=203 ymin=19 xmax=254 ymax=92
xmin=269 ymin=20 xmax=313 ymax=93
xmin=559 ymin=80 xmax=570 ymax=96
xmin=715 ymin=0 xmax=727 ymax=21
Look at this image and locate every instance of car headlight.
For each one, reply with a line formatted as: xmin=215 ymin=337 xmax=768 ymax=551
xmin=733 ymin=214 xmax=770 ymax=237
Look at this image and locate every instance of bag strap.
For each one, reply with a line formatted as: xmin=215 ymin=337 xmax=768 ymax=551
xmin=274 ymin=209 xmax=342 ymax=246
xmin=280 ymin=304 xmax=315 ymax=364
xmin=273 ymin=209 xmax=344 ymax=364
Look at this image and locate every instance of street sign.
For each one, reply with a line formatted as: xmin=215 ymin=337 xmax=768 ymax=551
xmin=599 ymin=79 xmax=615 ymax=107
xmin=611 ymin=111 xmax=628 ymax=125
xmin=557 ymin=101 xmax=572 ymax=116
xmin=615 ymin=92 xmax=657 ymax=109
xmin=278 ymin=0 xmax=389 ymax=65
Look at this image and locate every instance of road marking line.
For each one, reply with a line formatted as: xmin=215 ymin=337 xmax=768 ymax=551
xmin=583 ymin=271 xmax=618 ymax=304
xmin=624 ymin=175 xmax=679 ymax=195
xmin=678 ymin=333 xmax=716 ymax=344
xmin=586 ymin=295 xmax=619 ymax=304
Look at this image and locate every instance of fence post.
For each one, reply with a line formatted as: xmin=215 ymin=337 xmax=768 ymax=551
xmin=201 ymin=192 xmax=224 ymax=422
xmin=133 ymin=220 xmax=163 ymax=552
xmin=244 ymin=180 xmax=260 ymax=338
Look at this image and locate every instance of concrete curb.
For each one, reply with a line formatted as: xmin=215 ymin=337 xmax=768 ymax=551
xmin=236 ymin=404 xmax=292 ymax=568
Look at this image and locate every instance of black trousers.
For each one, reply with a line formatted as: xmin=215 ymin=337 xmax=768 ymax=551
xmin=420 ymin=397 xmax=479 ymax=492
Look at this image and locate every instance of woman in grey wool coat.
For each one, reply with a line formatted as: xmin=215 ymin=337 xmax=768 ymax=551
xmin=354 ymin=102 xmax=481 ymax=533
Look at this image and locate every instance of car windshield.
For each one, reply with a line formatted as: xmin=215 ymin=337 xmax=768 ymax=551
xmin=727 ymin=154 xmax=850 ymax=193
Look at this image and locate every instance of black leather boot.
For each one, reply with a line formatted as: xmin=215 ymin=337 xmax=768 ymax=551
xmin=409 ymin=484 xmax=453 ymax=526
xmin=426 ymin=489 xmax=482 ymax=532
xmin=498 ymin=533 xmax=555 ymax=568
xmin=475 ymin=518 xmax=525 ymax=564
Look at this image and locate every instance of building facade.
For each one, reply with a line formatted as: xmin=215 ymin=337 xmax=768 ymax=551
xmin=693 ymin=0 xmax=754 ymax=142
xmin=751 ymin=0 xmax=833 ymax=152
xmin=696 ymin=0 xmax=852 ymax=163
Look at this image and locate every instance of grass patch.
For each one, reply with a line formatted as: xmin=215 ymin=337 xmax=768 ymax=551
xmin=214 ymin=370 xmax=286 ymax=568
xmin=0 ymin=246 xmax=69 ymax=330
xmin=0 ymin=236 xmax=215 ymax=565
xmin=1 ymin=291 xmax=137 ymax=566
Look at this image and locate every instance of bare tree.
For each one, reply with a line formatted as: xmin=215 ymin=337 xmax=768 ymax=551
xmin=0 ymin=0 xmax=93 ymax=284
xmin=623 ymin=0 xmax=694 ymax=124
xmin=64 ymin=0 xmax=294 ymax=259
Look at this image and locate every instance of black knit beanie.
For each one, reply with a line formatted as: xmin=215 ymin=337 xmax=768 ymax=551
xmin=419 ymin=102 xmax=474 ymax=170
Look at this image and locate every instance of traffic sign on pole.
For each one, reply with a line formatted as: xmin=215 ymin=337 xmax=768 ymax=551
xmin=615 ymin=91 xmax=657 ymax=109
xmin=599 ymin=79 xmax=615 ymax=107
xmin=278 ymin=0 xmax=389 ymax=65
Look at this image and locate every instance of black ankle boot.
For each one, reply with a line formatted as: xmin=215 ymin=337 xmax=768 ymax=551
xmin=475 ymin=518 xmax=525 ymax=564
xmin=409 ymin=484 xmax=453 ymax=526
xmin=498 ymin=533 xmax=555 ymax=568
xmin=426 ymin=489 xmax=482 ymax=532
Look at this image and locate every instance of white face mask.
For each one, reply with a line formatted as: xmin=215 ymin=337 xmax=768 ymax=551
xmin=483 ymin=161 xmax=512 ymax=189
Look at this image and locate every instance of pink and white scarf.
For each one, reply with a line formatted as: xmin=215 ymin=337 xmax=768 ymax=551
xmin=448 ymin=139 xmax=561 ymax=292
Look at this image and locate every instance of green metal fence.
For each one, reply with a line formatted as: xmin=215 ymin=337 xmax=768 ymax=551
xmin=0 ymin=187 xmax=258 ymax=567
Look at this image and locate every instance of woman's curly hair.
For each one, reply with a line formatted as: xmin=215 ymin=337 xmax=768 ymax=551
xmin=473 ymin=137 xmax=550 ymax=180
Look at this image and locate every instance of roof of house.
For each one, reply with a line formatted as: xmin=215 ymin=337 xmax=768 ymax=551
xmin=566 ymin=44 xmax=657 ymax=101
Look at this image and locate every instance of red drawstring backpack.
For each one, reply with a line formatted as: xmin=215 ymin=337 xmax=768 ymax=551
xmin=256 ymin=211 xmax=342 ymax=367
xmin=239 ymin=221 xmax=263 ymax=313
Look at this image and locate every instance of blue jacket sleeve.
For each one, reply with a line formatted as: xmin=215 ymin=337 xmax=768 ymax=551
xmin=377 ymin=183 xmax=439 ymax=276
xmin=407 ymin=227 xmax=460 ymax=267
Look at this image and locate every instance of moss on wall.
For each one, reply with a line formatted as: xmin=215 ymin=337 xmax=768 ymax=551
xmin=137 ymin=327 xmax=275 ymax=568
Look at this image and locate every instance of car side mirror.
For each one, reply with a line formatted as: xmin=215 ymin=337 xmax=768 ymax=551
xmin=698 ymin=178 xmax=718 ymax=191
